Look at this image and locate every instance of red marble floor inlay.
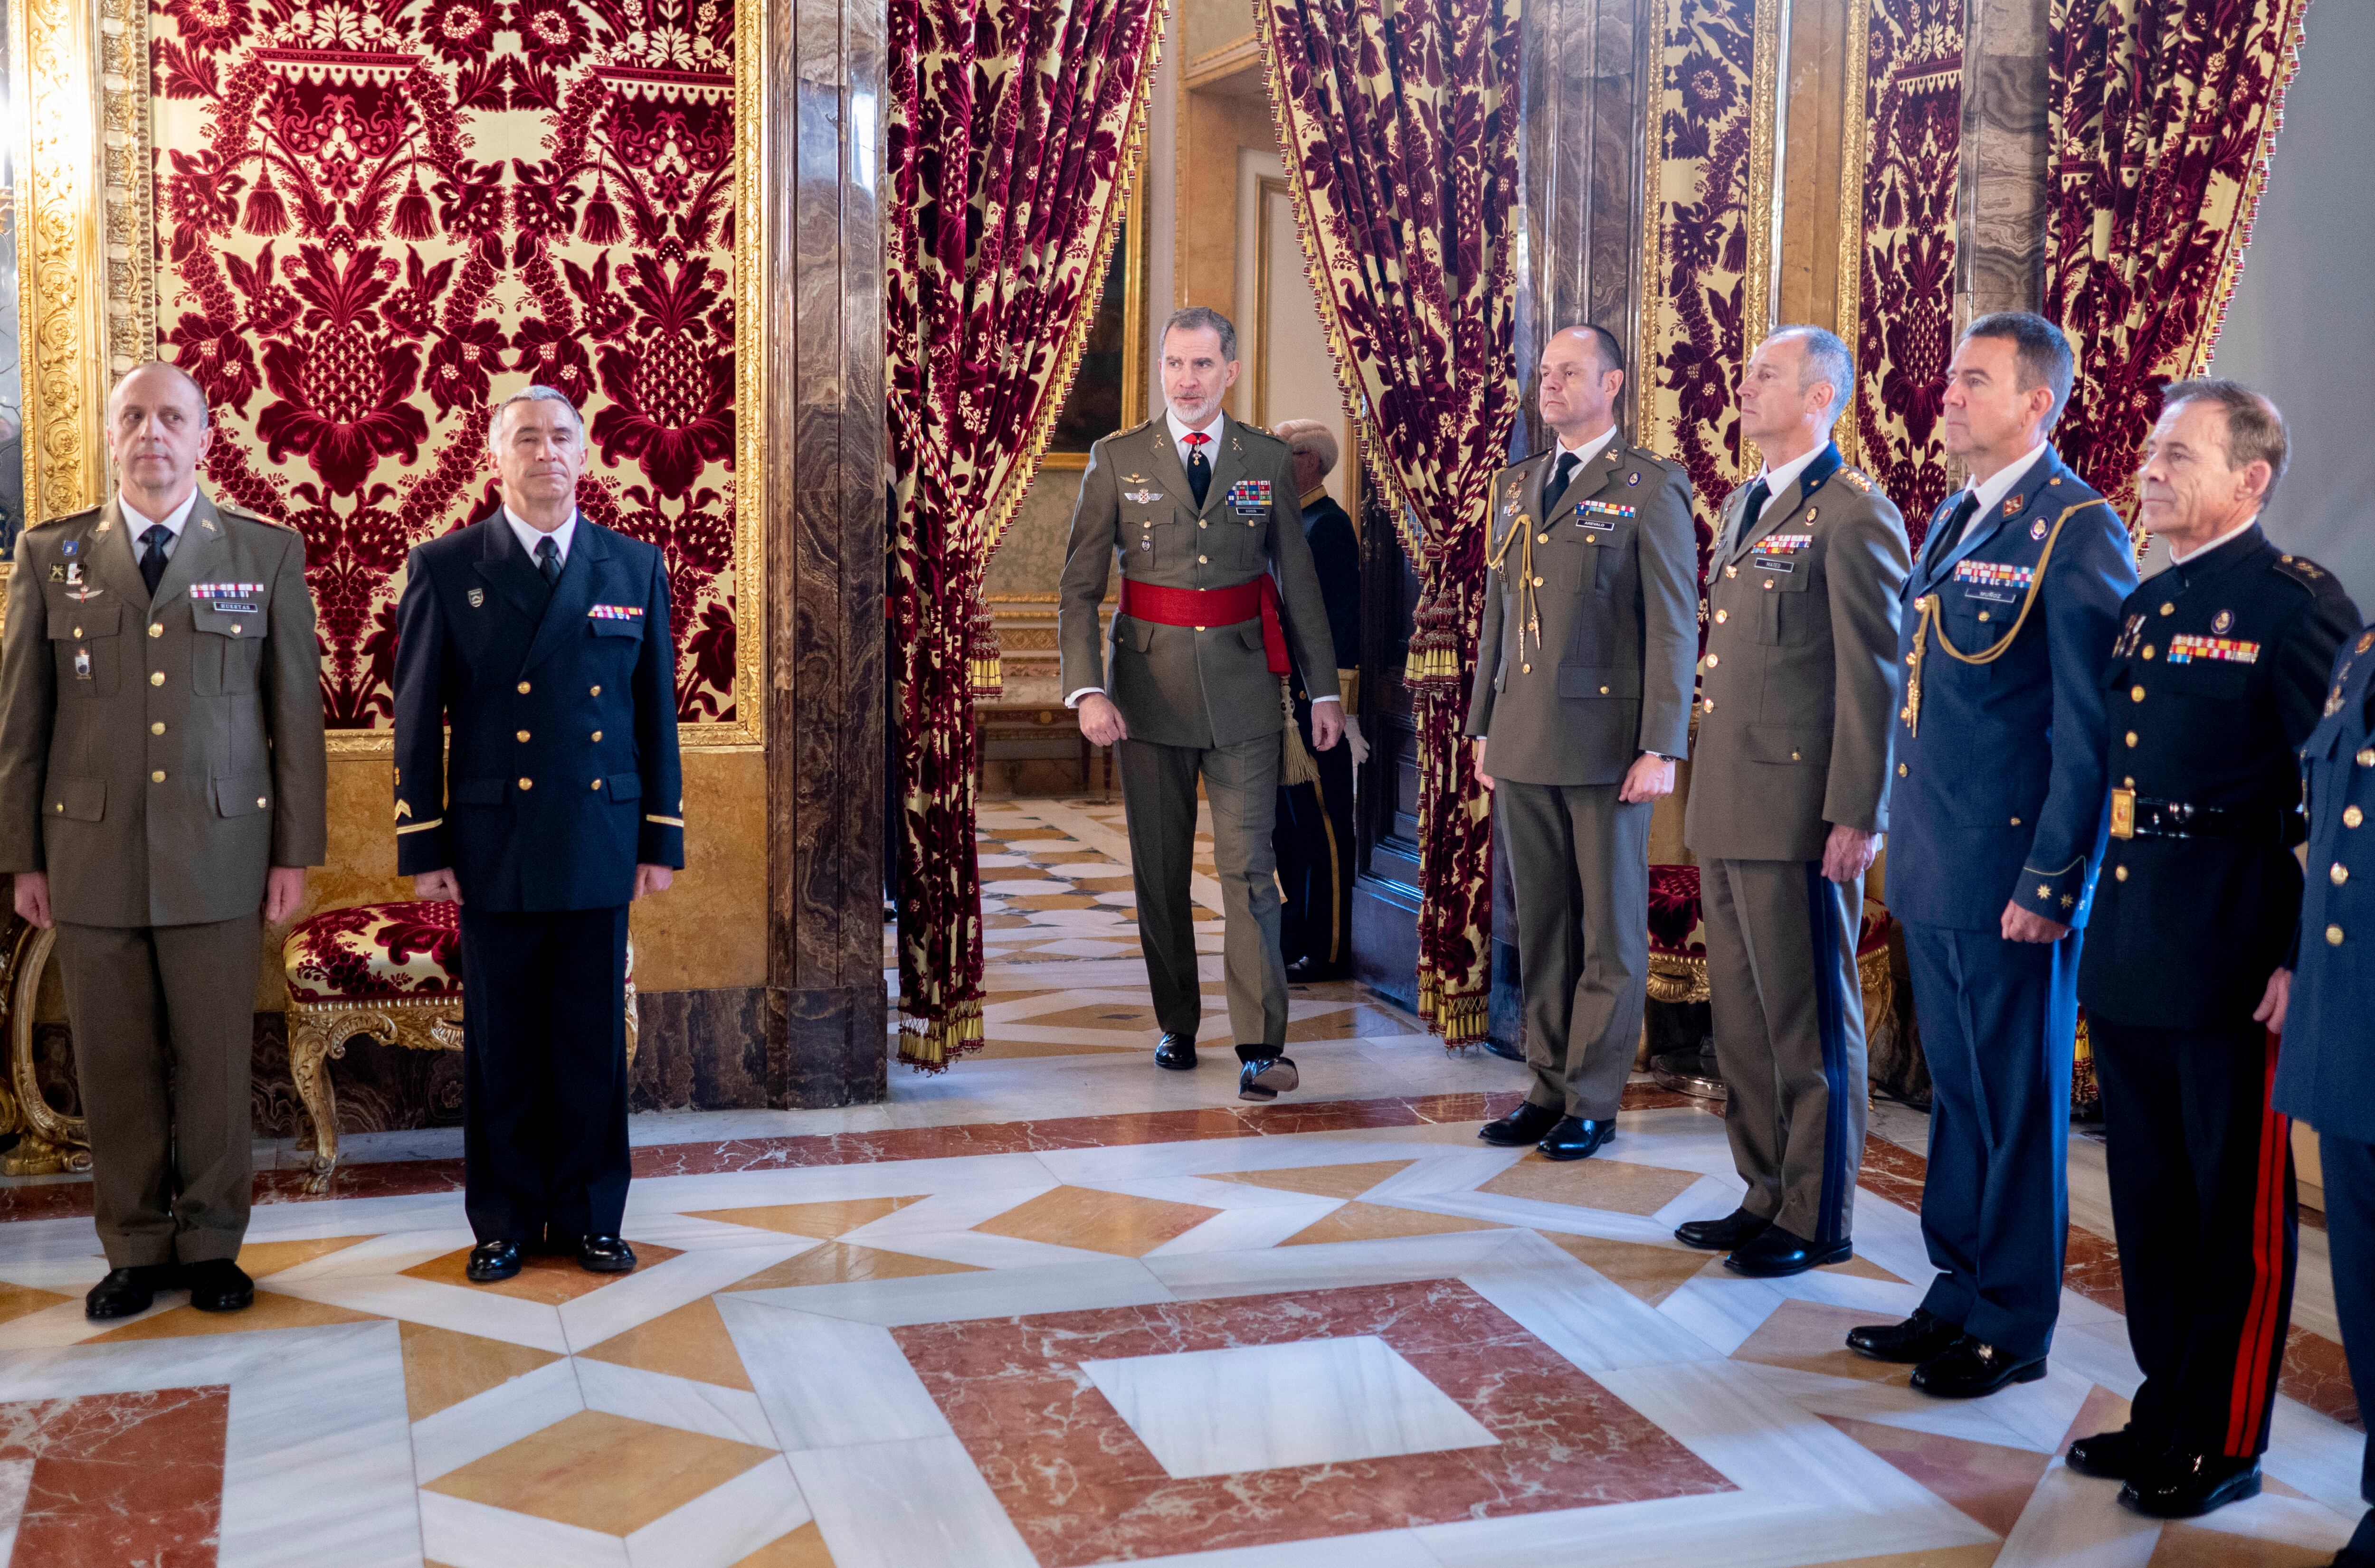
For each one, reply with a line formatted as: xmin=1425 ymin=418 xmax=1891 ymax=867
xmin=0 ymin=1386 xmax=228 ymax=1568
xmin=892 ymin=1279 xmax=1730 ymax=1565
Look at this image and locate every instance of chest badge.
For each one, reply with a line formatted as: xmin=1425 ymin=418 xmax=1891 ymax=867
xmin=47 ymin=565 xmax=62 ymax=582
xmin=2358 ymin=631 xmax=2374 ymax=655
xmin=65 ymin=585 xmax=104 ymax=604
xmin=1123 ymin=488 xmax=1165 ymax=505
xmin=2030 ymin=519 xmax=2047 ymax=540
xmin=73 ymin=647 xmax=91 ymax=680
xmin=1627 ymin=472 xmax=1639 ymax=486
xmin=467 ymin=586 xmax=485 ymax=608
xmin=60 ymin=540 xmax=77 ymax=558
xmin=2003 ymin=497 xmax=2023 ymax=518
xmin=1225 ymin=480 xmax=1273 ymax=514
xmin=2212 ymin=609 xmax=2234 ymax=634
xmin=2167 ymin=634 xmax=2260 ymax=665
xmin=1576 ymin=500 xmax=1635 ymax=531
xmin=588 ymin=605 xmax=646 ymax=621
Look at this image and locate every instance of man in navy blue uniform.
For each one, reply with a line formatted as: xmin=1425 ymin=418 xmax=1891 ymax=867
xmin=2064 ymin=382 xmax=2356 ymax=1517
xmin=2277 ymin=515 xmax=2375 ymax=1568
xmin=1269 ymin=419 xmax=1361 ymax=982
xmin=394 ymin=386 xmax=685 ymax=1285
xmin=1846 ymin=312 xmax=2137 ymax=1396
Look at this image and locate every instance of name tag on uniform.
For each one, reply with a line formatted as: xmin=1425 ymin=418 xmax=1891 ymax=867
xmin=2167 ymin=634 xmax=2260 ymax=665
xmin=1575 ymin=500 xmax=1635 ymax=531
xmin=191 ymin=582 xmax=267 ymax=600
xmin=1226 ymin=480 xmax=1272 ymax=515
xmin=588 ymin=604 xmax=645 ymax=621
xmin=1751 ymin=533 xmax=1810 ymax=571
xmin=209 ymin=601 xmax=260 ymax=615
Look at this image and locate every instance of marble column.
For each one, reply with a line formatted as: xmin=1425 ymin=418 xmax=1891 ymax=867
xmin=761 ymin=0 xmax=891 ymax=1106
xmin=1953 ymin=0 xmax=2050 ymax=322
xmin=1490 ymin=0 xmax=1649 ymax=1059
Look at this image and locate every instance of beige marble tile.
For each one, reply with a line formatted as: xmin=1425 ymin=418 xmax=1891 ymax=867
xmin=402 ymin=1244 xmax=683 ymax=1305
xmin=0 ymin=1281 xmax=71 ymax=1325
xmin=1280 ymin=1203 xmax=1506 ymax=1247
xmin=688 ymin=1197 xmax=928 ymax=1239
xmin=400 ymin=1321 xmax=565 ymax=1422
xmin=86 ymin=1290 xmax=382 ymax=1342
xmin=719 ymin=1243 xmax=982 ymax=1291
xmin=425 ymin=1409 xmax=774 ymax=1536
xmin=235 ymin=1235 xmax=375 ymax=1279
xmin=1208 ymin=1160 xmax=1418 ymax=1200
xmin=1537 ymin=1231 xmax=1716 ymax=1307
xmin=577 ymin=1296 xmax=753 ymax=1391
xmin=974 ymin=1186 xmax=1220 ymax=1256
xmin=1731 ymin=1298 xmax=1912 ymax=1385
xmin=735 ymin=1521 xmax=838 ymax=1567
xmin=1482 ymin=1155 xmax=1703 ymax=1217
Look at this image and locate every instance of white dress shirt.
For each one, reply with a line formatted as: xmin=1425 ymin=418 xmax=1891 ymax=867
xmin=505 ymin=505 xmax=580 ymax=570
xmin=1756 ymin=440 xmax=1829 ymax=501
xmin=119 ymin=489 xmax=200 ymax=562
xmin=1939 ymin=439 xmax=2051 ymax=551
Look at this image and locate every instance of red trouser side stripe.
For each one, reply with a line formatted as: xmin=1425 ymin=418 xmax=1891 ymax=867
xmin=2226 ymin=1031 xmax=2288 ymax=1455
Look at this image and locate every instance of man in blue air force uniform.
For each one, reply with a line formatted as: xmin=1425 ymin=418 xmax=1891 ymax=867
xmin=394 ymin=386 xmax=684 ymax=1285
xmin=1847 ymin=312 xmax=2137 ymax=1397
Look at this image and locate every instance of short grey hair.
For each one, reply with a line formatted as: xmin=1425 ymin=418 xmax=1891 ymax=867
xmin=1163 ymin=306 xmax=1238 ymax=364
xmin=487 ymin=385 xmax=586 ymax=451
xmin=1272 ymin=419 xmax=1340 ymax=478
xmin=2162 ymin=377 xmax=2291 ymax=505
xmin=1769 ymin=325 xmax=1854 ymax=427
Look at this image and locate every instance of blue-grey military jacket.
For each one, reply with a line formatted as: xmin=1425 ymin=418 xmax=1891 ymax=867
xmin=2276 ymin=627 xmax=2375 ymax=1143
xmin=1887 ymin=447 xmax=2137 ymax=930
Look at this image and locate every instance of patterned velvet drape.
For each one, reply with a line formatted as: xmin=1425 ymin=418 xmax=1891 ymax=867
xmin=1255 ymin=0 xmax=1523 ymax=1046
xmin=2045 ymin=0 xmax=2310 ymax=516
xmin=884 ymin=0 xmax=1163 ymax=1069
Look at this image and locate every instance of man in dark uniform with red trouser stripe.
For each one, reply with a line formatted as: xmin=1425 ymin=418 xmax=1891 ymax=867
xmin=2070 ymin=380 xmax=2358 ymax=1518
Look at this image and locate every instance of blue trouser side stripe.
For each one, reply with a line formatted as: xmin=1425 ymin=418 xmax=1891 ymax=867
xmin=1805 ymin=864 xmax=1851 ymax=1245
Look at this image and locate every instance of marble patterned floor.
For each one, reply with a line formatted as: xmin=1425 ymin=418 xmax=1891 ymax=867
xmin=0 ymin=800 xmax=2361 ymax=1568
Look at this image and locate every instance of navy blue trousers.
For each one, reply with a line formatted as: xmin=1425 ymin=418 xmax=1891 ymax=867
xmin=1904 ymin=919 xmax=2079 ymax=1360
xmin=2319 ymin=1135 xmax=2375 ymax=1546
xmin=459 ymin=904 xmax=633 ymax=1244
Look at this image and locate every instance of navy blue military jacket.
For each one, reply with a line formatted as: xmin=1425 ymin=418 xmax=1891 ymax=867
xmin=2277 ymin=622 xmax=2375 ymax=1143
xmin=1889 ymin=447 xmax=2137 ymax=931
xmin=392 ymin=511 xmax=685 ymax=910
xmin=2078 ymin=527 xmax=2356 ymax=1029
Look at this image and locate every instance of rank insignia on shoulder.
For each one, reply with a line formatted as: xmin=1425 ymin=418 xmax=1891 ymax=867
xmin=467 ymin=587 xmax=485 ymax=608
xmin=1838 ymin=468 xmax=1873 ymax=494
xmin=1954 ymin=559 xmax=2033 ymax=589
xmin=2276 ymin=555 xmax=2332 ymax=589
xmin=2030 ymin=519 xmax=2047 ymax=540
xmin=2213 ymin=609 xmax=2233 ymax=633
xmin=588 ymin=604 xmax=646 ymax=620
xmin=1225 ymin=480 xmax=1273 ymax=511
xmin=2003 ymin=496 xmax=2023 ymax=517
xmin=2358 ymin=631 xmax=2374 ymax=655
xmin=191 ymin=582 xmax=267 ymax=599
xmin=2167 ymin=634 xmax=2259 ymax=665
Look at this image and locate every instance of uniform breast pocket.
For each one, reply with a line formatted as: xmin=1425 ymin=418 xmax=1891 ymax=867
xmin=1121 ymin=510 xmax=1175 ymax=567
xmin=1589 ymin=526 xmax=1634 ymax=591
xmin=588 ymin=614 xmax=647 ymax=666
xmin=2147 ymin=655 xmax=2251 ymax=705
xmin=1753 ymin=565 xmax=1814 ymax=646
xmin=1224 ymin=507 xmax=1269 ymax=567
xmin=190 ymin=600 xmax=267 ymax=695
xmin=48 ymin=604 xmax=122 ymax=696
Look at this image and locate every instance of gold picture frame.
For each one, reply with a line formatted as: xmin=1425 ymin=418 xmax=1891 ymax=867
xmin=16 ymin=0 xmax=767 ymax=753
xmin=1038 ymin=142 xmax=1149 ymax=471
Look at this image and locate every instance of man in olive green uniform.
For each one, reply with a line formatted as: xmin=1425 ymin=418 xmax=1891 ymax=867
xmin=1679 ymin=326 xmax=1909 ymax=1277
xmin=1060 ymin=307 xmax=1341 ymax=1101
xmin=1465 ymin=324 xmax=1698 ymax=1161
xmin=0 ymin=362 xmax=326 ymax=1320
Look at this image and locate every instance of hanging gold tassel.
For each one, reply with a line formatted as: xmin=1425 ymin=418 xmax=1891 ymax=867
xmin=1279 ymin=679 xmax=1319 ymax=786
xmin=967 ymin=602 xmax=1004 ymax=698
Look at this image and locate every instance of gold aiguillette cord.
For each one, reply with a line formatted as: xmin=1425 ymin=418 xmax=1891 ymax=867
xmin=1484 ymin=502 xmax=1540 ymax=652
xmin=1904 ymin=500 xmax=2114 ymax=736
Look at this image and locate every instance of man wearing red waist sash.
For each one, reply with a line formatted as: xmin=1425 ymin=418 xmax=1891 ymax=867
xmin=1058 ymin=307 xmax=1343 ymax=1101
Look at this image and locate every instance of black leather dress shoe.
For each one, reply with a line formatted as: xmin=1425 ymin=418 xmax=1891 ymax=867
xmin=2119 ymin=1451 xmax=2261 ymax=1518
xmin=185 ymin=1259 xmax=254 ymax=1313
xmin=2066 ymin=1425 xmax=2166 ymax=1480
xmin=467 ymin=1239 xmax=524 ymax=1283
xmin=1285 ymin=956 xmax=1349 ymax=983
xmin=1846 ymin=1307 xmax=1962 ymax=1364
xmin=1674 ymin=1208 xmax=1770 ymax=1251
xmin=1910 ymin=1335 xmax=2045 ymax=1398
xmin=1723 ymin=1224 xmax=1849 ymax=1277
xmin=1478 ymin=1102 xmax=1562 ymax=1147
xmin=1154 ymin=1032 xmax=1197 ymax=1071
xmin=1236 ymin=1051 xmax=1299 ymax=1102
xmin=84 ymin=1264 xmax=181 ymax=1321
xmin=577 ymin=1236 xmax=637 ymax=1273
xmin=1537 ymin=1116 xmax=1615 ymax=1162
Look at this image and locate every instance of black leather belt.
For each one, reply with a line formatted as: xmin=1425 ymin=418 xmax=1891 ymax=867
xmin=2109 ymin=788 xmax=2306 ymax=848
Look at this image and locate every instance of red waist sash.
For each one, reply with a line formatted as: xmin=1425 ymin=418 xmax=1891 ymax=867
xmin=1118 ymin=576 xmax=1289 ymax=676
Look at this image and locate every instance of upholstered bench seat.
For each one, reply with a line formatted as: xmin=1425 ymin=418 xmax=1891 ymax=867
xmin=282 ymin=900 xmax=635 ymax=1190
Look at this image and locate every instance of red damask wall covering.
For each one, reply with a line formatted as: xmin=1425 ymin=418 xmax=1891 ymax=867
xmin=150 ymin=0 xmax=741 ymax=728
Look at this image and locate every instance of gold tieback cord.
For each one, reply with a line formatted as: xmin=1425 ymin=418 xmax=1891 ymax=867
xmin=1905 ymin=500 xmax=2113 ymax=736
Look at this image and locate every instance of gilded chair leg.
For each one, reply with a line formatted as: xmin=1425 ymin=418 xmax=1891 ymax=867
xmin=287 ymin=1016 xmax=342 ymax=1193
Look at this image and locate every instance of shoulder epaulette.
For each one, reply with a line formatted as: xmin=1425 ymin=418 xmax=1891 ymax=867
xmin=1233 ymin=421 xmax=1287 ymax=450
xmin=27 ymin=505 xmax=98 ymax=532
xmin=2274 ymin=553 xmax=2343 ymax=595
xmin=1836 ymin=467 xmax=1874 ymax=495
xmin=1624 ymin=446 xmax=1678 ymax=476
xmin=215 ymin=501 xmax=285 ymax=528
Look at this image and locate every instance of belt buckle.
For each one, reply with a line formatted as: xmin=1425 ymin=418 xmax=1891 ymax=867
xmin=2109 ymin=787 xmax=2135 ymax=840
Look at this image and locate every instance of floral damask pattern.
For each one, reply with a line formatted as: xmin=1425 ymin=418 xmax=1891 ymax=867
xmin=884 ymin=0 xmax=1162 ymax=1068
xmin=284 ymin=898 xmax=463 ymax=1000
xmin=1851 ymin=0 xmax=1961 ymax=549
xmin=151 ymin=0 xmax=741 ymax=727
xmin=2044 ymin=0 xmax=2309 ymax=518
xmin=1256 ymin=0 xmax=1523 ymax=1046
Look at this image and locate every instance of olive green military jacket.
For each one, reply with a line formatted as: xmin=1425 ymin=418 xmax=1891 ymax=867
xmin=0 ymin=493 xmax=327 ymax=926
xmin=1463 ymin=438 xmax=1698 ymax=785
xmin=1057 ymin=414 xmax=1341 ymax=750
xmin=1682 ymin=450 xmax=1910 ymax=863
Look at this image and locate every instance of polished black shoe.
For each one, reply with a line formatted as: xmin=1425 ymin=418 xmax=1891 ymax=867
xmin=83 ymin=1264 xmax=181 ymax=1321
xmin=1478 ymin=1102 xmax=1562 ymax=1147
xmin=1846 ymin=1307 xmax=1963 ymax=1364
xmin=1285 ymin=956 xmax=1349 ymax=983
xmin=1910 ymin=1335 xmax=2046 ymax=1398
xmin=577 ymin=1235 xmax=637 ymax=1274
xmin=185 ymin=1259 xmax=254 ymax=1313
xmin=1154 ymin=1032 xmax=1197 ymax=1071
xmin=1674 ymin=1208 xmax=1771 ymax=1251
xmin=1236 ymin=1051 xmax=1299 ymax=1101
xmin=1537 ymin=1116 xmax=1615 ymax=1162
xmin=2066 ymin=1425 xmax=2166 ymax=1481
xmin=2118 ymin=1451 xmax=2261 ymax=1518
xmin=1723 ymin=1224 xmax=1850 ymax=1277
xmin=466 ymin=1239 xmax=524 ymax=1283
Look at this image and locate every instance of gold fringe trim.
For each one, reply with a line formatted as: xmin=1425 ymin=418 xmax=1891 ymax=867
xmin=1425 ymin=984 xmax=1490 ymax=1048
xmin=1403 ymin=641 xmax=1464 ymax=685
xmin=897 ymin=998 xmax=985 ymax=1074
xmin=969 ymin=654 xmax=1004 ymax=697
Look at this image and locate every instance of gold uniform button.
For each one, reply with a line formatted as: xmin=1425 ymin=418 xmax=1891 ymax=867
xmin=1707 ymin=654 xmax=1720 ymax=668
xmin=2330 ymin=924 xmax=2347 ymax=946
xmin=1521 ymin=663 xmax=1530 ymax=673
xmin=256 ymin=796 xmax=268 ymax=809
xmin=1977 ymin=610 xmax=1991 ymax=621
xmin=1898 ymin=763 xmax=1908 ymax=777
xmin=518 ymin=777 xmax=533 ymax=790
xmin=1724 ymin=565 xmax=1738 ymax=579
xmin=150 ymin=770 xmax=165 ymax=784
xmin=1714 ymin=610 xmax=1729 ymax=624
xmin=1199 ymin=555 xmax=1209 ymax=564
xmin=149 ymin=721 xmax=164 ymax=736
xmin=150 ymin=671 xmax=165 ymax=686
xmin=1790 ymin=750 xmax=1802 ymax=761
xmin=2349 ymin=805 xmax=2367 ymax=829
xmin=2125 ymin=731 xmax=2138 ymax=747
xmin=2115 ymin=864 xmax=2128 ymax=881
xmin=1702 ymin=699 xmax=1716 ymax=713
xmin=2334 ymin=863 xmax=2351 ymax=887
xmin=230 ymin=625 xmax=241 ymax=635
xmin=2143 ymin=645 xmax=2156 ymax=660
xmin=2131 ymin=686 xmax=2146 ymax=702
xmin=516 ymin=729 xmax=531 ymax=742
xmin=517 ymin=681 xmax=532 ymax=694
xmin=1763 ymin=579 xmax=1775 ymax=591
xmin=147 ymin=623 xmax=162 ymax=639
xmin=1600 ymin=686 xmax=1611 ymax=695
xmin=70 ymin=628 xmax=82 ymax=640
xmin=2011 ymin=816 xmax=2022 ymax=826
xmin=1536 ymin=532 xmax=1548 ymax=544
xmin=591 ymin=730 xmax=602 ymax=742
xmin=2159 ymin=603 xmax=2175 ymax=616
xmin=1531 ymin=576 xmax=1544 ymax=587
xmin=2357 ymin=749 xmax=2375 ymax=767
xmin=590 ymin=684 xmax=601 ymax=696
xmin=592 ymin=779 xmax=603 ymax=790
xmin=1197 ymin=520 xmax=1208 ymax=529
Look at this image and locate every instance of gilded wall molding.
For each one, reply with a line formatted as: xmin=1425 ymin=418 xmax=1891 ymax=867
xmin=20 ymin=0 xmax=105 ymax=521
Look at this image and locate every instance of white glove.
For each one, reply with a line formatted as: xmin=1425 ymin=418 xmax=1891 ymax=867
xmin=1344 ymin=712 xmax=1370 ymax=767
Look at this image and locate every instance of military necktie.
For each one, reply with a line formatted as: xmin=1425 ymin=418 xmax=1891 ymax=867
xmin=1734 ymin=477 xmax=1771 ymax=555
xmin=139 ymin=524 xmax=171 ymax=597
xmin=1928 ymin=491 xmax=1980 ymax=573
xmin=1184 ymin=431 xmax=1212 ymax=509
xmin=1548 ymin=451 xmax=1580 ymax=504
xmin=536 ymin=535 xmax=562 ymax=586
